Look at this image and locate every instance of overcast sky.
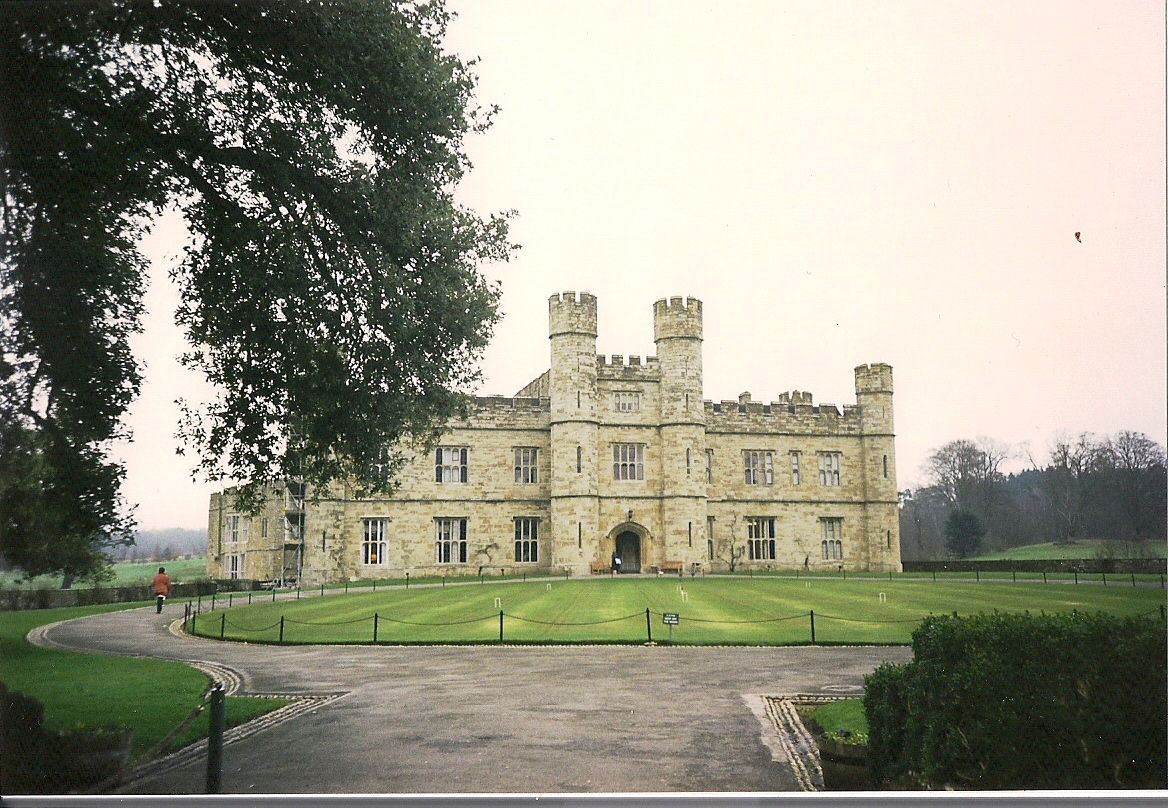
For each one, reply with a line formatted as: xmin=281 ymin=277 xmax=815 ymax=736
xmin=113 ymin=1 xmax=1166 ymax=530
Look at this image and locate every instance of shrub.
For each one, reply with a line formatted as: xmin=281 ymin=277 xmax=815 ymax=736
xmin=864 ymin=611 xmax=1167 ymax=789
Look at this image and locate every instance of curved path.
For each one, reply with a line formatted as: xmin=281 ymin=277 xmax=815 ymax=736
xmin=34 ymin=605 xmax=911 ymax=794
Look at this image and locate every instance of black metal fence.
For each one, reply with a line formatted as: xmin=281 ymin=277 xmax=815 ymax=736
xmin=902 ymin=558 xmax=1166 ymax=575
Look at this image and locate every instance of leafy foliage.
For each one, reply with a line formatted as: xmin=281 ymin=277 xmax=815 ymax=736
xmin=1 ymin=1 xmax=513 ymax=576
xmin=864 ymin=612 xmax=1168 ymax=790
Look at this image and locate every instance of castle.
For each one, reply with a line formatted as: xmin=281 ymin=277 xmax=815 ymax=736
xmin=207 ymin=293 xmax=901 ymax=584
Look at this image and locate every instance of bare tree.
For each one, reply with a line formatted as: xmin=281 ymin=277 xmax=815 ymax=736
xmin=1102 ymin=431 xmax=1167 ymax=541
xmin=717 ymin=515 xmax=747 ymax=572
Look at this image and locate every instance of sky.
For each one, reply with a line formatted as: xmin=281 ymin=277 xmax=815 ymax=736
xmin=113 ymin=1 xmax=1166 ymax=530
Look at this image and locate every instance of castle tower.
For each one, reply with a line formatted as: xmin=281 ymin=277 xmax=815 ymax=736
xmin=855 ymin=363 xmax=901 ymax=572
xmin=653 ymin=297 xmax=707 ymax=567
xmin=548 ymin=292 xmax=600 ymax=573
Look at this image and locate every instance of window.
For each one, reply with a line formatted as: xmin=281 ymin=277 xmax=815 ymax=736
xmin=576 ymin=445 xmax=582 ymax=474
xmin=226 ymin=515 xmax=248 ymax=544
xmin=578 ymin=522 xmax=582 ymax=548
xmin=744 ymin=451 xmax=773 ymax=485
xmin=514 ymin=448 xmax=539 ymax=484
xmin=886 ymin=530 xmax=892 ymax=549
xmin=686 ymin=448 xmax=692 ymax=477
xmin=790 ymin=451 xmax=801 ymax=486
xmin=514 ymin=517 xmax=539 ymax=563
xmin=612 ymin=443 xmax=645 ymax=480
xmin=818 ymin=452 xmax=841 ymax=487
xmin=707 ymin=538 xmax=714 ymax=561
xmin=435 ymin=518 xmax=468 ymax=563
xmin=371 ymin=445 xmax=392 ymax=483
xmin=688 ymin=521 xmax=693 ymax=547
xmin=227 ymin=553 xmax=243 ymax=579
xmin=435 ymin=447 xmax=469 ymax=483
xmin=821 ymin=518 xmax=843 ymax=560
xmin=747 ymin=517 xmax=776 ymax=560
xmin=883 ymin=454 xmax=889 ymax=479
xmin=706 ymin=517 xmax=715 ymax=560
xmin=705 ymin=449 xmax=714 ymax=484
xmin=614 ymin=391 xmax=641 ymax=413
xmin=261 ymin=517 xmax=269 ymax=538
xmin=362 ymin=519 xmax=388 ymax=565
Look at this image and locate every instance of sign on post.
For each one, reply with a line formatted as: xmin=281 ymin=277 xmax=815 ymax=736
xmin=663 ymin=612 xmax=680 ymax=643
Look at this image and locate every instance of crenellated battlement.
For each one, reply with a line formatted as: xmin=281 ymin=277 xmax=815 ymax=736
xmin=653 ymin=296 xmax=703 ymax=341
xmin=473 ymin=396 xmax=550 ymax=410
xmin=855 ymin=363 xmax=893 ymax=394
xmin=704 ymin=398 xmax=863 ymax=434
xmin=549 ymin=291 xmax=598 ymax=337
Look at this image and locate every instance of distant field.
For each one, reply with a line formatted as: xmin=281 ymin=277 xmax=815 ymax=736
xmin=188 ymin=577 xmax=1166 ymax=646
xmin=0 ymin=557 xmax=210 ymax=591
xmin=970 ymin=540 xmax=1168 ymax=562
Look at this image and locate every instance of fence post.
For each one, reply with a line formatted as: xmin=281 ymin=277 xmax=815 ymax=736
xmin=1012 ymin=571 xmax=1016 ymax=583
xmin=229 ymin=593 xmax=233 ymax=608
xmin=345 ymin=581 xmax=348 ymax=594
xmin=297 ymin=587 xmax=301 ymax=600
xmin=975 ymin=570 xmax=979 ymax=583
xmin=1131 ymin=573 xmax=1136 ymax=587
xmin=1074 ymin=570 xmax=1078 ymax=585
xmin=810 ymin=610 xmax=816 ymax=643
xmin=320 ymin=583 xmax=325 ymax=597
xmin=248 ymin=592 xmax=252 ymax=605
xmin=279 ymin=616 xmax=285 ymax=644
xmin=1043 ymin=572 xmax=1047 ymax=585
xmin=1102 ymin=572 xmax=1107 ymax=587
xmin=191 ymin=610 xmax=197 ymax=634
xmin=219 ymin=613 xmax=226 ymax=640
xmin=405 ymin=573 xmax=409 ymax=589
xmin=889 ymin=570 xmax=892 ymax=581
xmin=1161 ymin=574 xmax=1165 ymax=589
xmin=272 ymin=588 xmax=276 ymax=603
xmin=373 ymin=613 xmax=379 ymax=644
xmin=1160 ymin=604 xmax=1166 ymax=621
xmin=205 ymin=683 xmax=226 ymax=793
xmin=932 ymin=570 xmax=936 ymax=583
xmin=499 ymin=610 xmax=504 ymax=643
xmin=197 ymin=594 xmax=202 ymax=612
xmin=211 ymin=592 xmax=216 ymax=610
xmin=645 ymin=608 xmax=652 ymax=643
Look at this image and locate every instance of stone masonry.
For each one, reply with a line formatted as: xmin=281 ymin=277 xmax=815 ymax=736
xmin=207 ymin=294 xmax=901 ymax=584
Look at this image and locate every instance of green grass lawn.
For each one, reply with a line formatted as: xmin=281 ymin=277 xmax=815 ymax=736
xmin=188 ymin=577 xmax=1167 ymax=646
xmin=0 ymin=557 xmax=211 ymax=591
xmin=0 ymin=602 xmax=283 ymax=760
xmin=970 ymin=540 xmax=1168 ymax=561
xmin=805 ymin=699 xmax=868 ymax=745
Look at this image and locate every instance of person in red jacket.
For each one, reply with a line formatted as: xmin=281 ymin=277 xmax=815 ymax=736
xmin=152 ymin=567 xmax=172 ymax=614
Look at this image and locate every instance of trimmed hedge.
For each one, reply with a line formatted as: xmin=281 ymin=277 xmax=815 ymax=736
xmin=902 ymin=558 xmax=1166 ymax=574
xmin=864 ymin=611 xmax=1167 ymax=790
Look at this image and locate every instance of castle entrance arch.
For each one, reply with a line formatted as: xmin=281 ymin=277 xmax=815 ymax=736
xmin=615 ymin=531 xmax=641 ymax=573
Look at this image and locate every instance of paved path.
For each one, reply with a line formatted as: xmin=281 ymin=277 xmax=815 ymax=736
xmin=34 ymin=607 xmax=911 ymax=794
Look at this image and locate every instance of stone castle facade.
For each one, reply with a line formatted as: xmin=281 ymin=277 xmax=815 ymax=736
xmin=207 ymin=293 xmax=901 ymax=584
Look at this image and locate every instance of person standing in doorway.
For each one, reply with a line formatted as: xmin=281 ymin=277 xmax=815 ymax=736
xmin=153 ymin=567 xmax=172 ymax=614
xmin=613 ymin=555 xmax=622 ymax=575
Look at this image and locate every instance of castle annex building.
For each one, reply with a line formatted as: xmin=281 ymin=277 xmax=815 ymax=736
xmin=208 ymin=294 xmax=901 ymax=584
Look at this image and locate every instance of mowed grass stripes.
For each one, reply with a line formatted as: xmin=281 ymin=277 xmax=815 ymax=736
xmin=189 ymin=577 xmax=1166 ymax=646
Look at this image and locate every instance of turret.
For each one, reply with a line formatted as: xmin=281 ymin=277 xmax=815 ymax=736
xmin=854 ymin=363 xmax=893 ymax=433
xmin=549 ymin=292 xmax=598 ymax=421
xmin=653 ymin=297 xmax=703 ymax=423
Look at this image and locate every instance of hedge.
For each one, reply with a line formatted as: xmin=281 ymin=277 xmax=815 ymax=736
xmin=864 ymin=611 xmax=1167 ymax=790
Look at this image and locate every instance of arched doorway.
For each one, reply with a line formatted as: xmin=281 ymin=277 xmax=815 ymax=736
xmin=615 ymin=531 xmax=641 ymax=573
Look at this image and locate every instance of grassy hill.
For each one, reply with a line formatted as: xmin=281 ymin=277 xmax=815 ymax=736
xmin=971 ymin=540 xmax=1168 ymax=562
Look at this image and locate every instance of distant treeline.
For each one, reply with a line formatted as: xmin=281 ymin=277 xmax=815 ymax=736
xmin=106 ymin=528 xmax=206 ymax=562
xmin=901 ymin=431 xmax=1166 ymax=561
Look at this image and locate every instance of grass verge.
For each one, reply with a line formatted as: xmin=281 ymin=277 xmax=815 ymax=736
xmin=805 ymin=699 xmax=868 ymax=745
xmin=0 ymin=602 xmax=283 ymax=760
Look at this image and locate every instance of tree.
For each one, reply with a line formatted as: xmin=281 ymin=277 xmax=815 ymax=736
xmin=1 ymin=1 xmax=514 ymax=578
xmin=1101 ymin=431 xmax=1167 ymax=541
xmin=924 ymin=438 xmax=1010 ymax=544
xmin=944 ymin=509 xmax=985 ymax=559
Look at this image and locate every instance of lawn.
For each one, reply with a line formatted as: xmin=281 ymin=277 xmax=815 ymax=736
xmin=0 ymin=602 xmax=283 ymax=761
xmin=187 ymin=576 xmax=1166 ymax=646
xmin=970 ymin=540 xmax=1168 ymax=561
xmin=0 ymin=557 xmax=211 ymax=591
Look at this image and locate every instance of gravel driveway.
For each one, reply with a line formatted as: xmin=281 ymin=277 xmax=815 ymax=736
xmin=33 ymin=605 xmax=911 ymax=794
